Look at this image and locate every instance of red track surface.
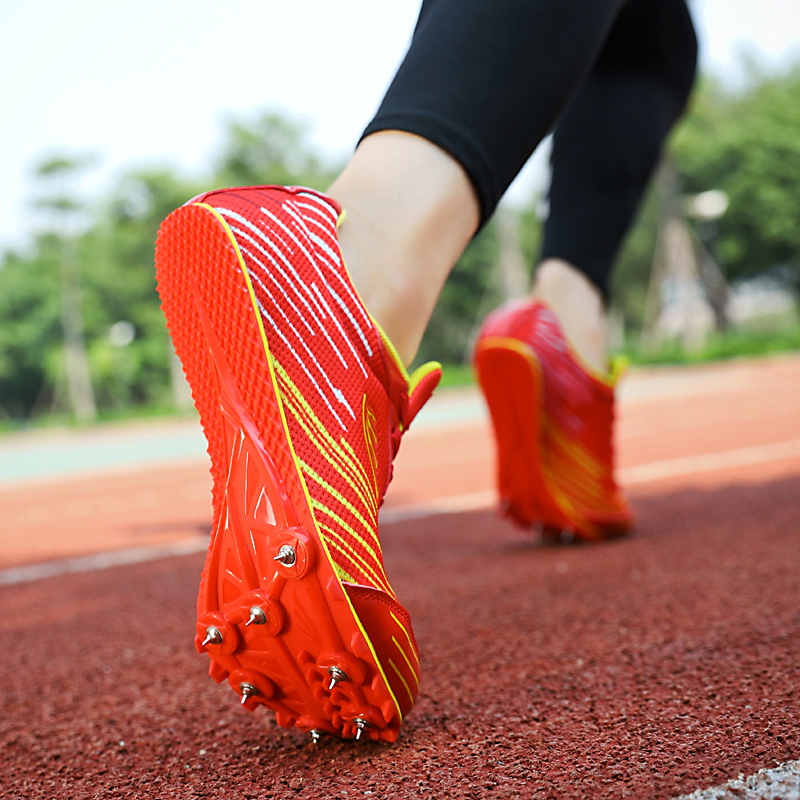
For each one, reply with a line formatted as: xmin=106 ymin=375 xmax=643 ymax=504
xmin=1 ymin=356 xmax=799 ymax=799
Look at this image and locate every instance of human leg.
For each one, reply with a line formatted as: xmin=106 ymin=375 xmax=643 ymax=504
xmin=536 ymin=0 xmax=698 ymax=368
xmin=532 ymin=259 xmax=609 ymax=373
xmin=362 ymin=0 xmax=626 ymax=227
xmin=344 ymin=0 xmax=631 ymax=365
xmin=328 ymin=132 xmax=479 ymax=366
xmin=157 ymin=0 xmax=668 ymax=738
xmin=476 ymin=0 xmax=697 ymax=538
xmin=339 ymin=0 xmax=697 ymax=371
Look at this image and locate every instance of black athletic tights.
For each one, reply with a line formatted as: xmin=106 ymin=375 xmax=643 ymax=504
xmin=362 ymin=0 xmax=698 ymax=300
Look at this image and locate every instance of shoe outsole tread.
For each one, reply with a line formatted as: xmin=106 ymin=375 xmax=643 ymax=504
xmin=475 ymin=337 xmax=630 ymax=542
xmin=155 ymin=203 xmax=402 ymax=742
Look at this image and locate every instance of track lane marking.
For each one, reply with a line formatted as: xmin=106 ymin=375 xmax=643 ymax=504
xmin=0 ymin=538 xmax=208 ymax=587
xmin=619 ymin=438 xmax=800 ymax=485
xmin=2 ymin=438 xmax=799 ymax=586
xmin=673 ymin=759 xmax=800 ymax=799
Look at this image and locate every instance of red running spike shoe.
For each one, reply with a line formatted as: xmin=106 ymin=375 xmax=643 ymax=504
xmin=155 ymin=186 xmax=441 ymax=742
xmin=474 ymin=299 xmax=632 ymax=542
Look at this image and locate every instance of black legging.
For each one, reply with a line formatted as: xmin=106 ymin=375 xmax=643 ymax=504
xmin=361 ymin=0 xmax=697 ymax=300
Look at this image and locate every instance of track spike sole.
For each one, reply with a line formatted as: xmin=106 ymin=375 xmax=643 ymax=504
xmin=155 ymin=202 xmax=404 ymax=741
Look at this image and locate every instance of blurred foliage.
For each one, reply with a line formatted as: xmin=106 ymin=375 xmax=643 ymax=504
xmin=416 ymin=204 xmax=541 ymax=367
xmin=606 ymin=62 xmax=800 ymax=332
xmin=623 ymin=318 xmax=800 ymax=366
xmin=672 ymin=65 xmax=800 ymax=293
xmin=215 ymin=112 xmax=340 ymax=189
xmin=609 ymin=178 xmax=663 ymax=331
xmin=0 ymin=245 xmax=61 ymax=418
xmin=415 ymin=223 xmax=502 ymax=367
xmin=2 ymin=61 xmax=800 ymax=424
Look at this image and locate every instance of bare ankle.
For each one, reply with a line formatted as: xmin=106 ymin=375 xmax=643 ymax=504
xmin=532 ymin=259 xmax=608 ymax=373
xmin=332 ymin=205 xmax=424 ymax=364
xmin=328 ymin=132 xmax=479 ymax=365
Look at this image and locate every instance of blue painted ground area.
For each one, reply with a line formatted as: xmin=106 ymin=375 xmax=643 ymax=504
xmin=0 ymin=389 xmax=488 ymax=485
xmin=0 ymin=419 xmax=207 ymax=484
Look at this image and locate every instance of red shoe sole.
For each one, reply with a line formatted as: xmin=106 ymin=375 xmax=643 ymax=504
xmin=155 ymin=203 xmax=403 ymax=742
xmin=475 ymin=338 xmax=576 ymax=534
xmin=476 ymin=338 xmax=631 ymax=542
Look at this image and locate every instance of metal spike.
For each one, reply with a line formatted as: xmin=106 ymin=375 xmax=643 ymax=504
xmin=327 ymin=666 xmax=348 ymax=691
xmin=240 ymin=683 xmax=258 ymax=704
xmin=201 ymin=626 xmax=222 ymax=647
xmin=273 ymin=545 xmax=297 ymax=566
xmin=354 ymin=718 xmax=370 ymax=741
xmin=245 ymin=607 xmax=266 ymax=626
xmin=310 ymin=729 xmax=322 ymax=745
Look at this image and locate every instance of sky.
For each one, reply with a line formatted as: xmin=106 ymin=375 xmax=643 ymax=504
xmin=1 ymin=0 xmax=799 ymax=253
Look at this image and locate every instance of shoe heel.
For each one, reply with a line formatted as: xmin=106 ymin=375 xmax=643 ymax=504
xmin=156 ymin=199 xmax=407 ymax=741
xmin=475 ymin=339 xmax=571 ymax=530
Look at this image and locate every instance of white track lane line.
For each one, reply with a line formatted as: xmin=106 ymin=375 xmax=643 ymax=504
xmin=0 ymin=538 xmax=208 ymax=587
xmin=673 ymin=760 xmax=800 ymax=799
xmin=619 ymin=438 xmax=800 ymax=485
xmin=2 ymin=438 xmax=800 ymax=586
xmin=381 ymin=438 xmax=800 ymax=523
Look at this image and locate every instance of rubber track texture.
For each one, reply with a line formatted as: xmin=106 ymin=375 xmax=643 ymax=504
xmin=155 ymin=203 xmax=401 ymax=742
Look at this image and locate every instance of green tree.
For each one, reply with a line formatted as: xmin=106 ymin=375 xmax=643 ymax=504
xmin=34 ymin=155 xmax=98 ymax=422
xmin=0 ymin=246 xmax=62 ymax=419
xmin=214 ymin=111 xmax=338 ymax=189
xmin=414 ymin=204 xmax=540 ymax=367
xmin=609 ymin=177 xmax=664 ymax=332
xmin=85 ymin=168 xmax=206 ymax=409
xmin=672 ymin=65 xmax=800 ymax=295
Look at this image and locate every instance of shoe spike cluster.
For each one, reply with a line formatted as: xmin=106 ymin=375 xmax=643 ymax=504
xmin=310 ymin=730 xmax=322 ymax=745
xmin=201 ymin=626 xmax=223 ymax=647
xmin=273 ymin=545 xmax=297 ymax=566
xmin=245 ymin=606 xmax=267 ymax=626
xmin=239 ymin=683 xmax=258 ymax=705
xmin=327 ymin=666 xmax=348 ymax=691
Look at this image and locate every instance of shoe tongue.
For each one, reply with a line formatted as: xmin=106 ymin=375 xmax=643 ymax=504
xmin=373 ymin=324 xmax=442 ymax=430
xmin=607 ymin=355 xmax=629 ymax=386
xmin=406 ymin=362 xmax=442 ymax=426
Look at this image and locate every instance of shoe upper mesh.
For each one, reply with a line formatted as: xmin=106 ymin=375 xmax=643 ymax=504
xmin=204 ymin=187 xmax=400 ymax=594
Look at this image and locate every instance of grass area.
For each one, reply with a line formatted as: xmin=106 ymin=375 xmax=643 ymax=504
xmin=436 ymin=363 xmax=476 ymax=388
xmin=0 ymin=399 xmax=196 ymax=436
xmin=431 ymin=323 xmax=800 ymax=389
xmin=3 ymin=325 xmax=798 ymax=433
xmin=623 ymin=325 xmax=800 ymax=367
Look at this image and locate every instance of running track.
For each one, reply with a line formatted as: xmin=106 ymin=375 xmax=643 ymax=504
xmin=1 ymin=356 xmax=799 ymax=799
